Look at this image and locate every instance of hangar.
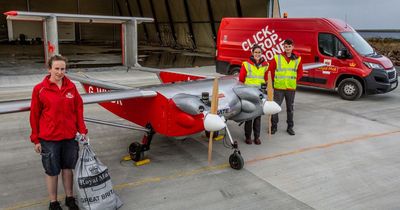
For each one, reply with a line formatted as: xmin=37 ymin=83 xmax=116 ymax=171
xmin=0 ymin=0 xmax=280 ymax=69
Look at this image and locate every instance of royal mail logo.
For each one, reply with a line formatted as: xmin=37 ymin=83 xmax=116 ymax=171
xmin=66 ymin=92 xmax=74 ymax=99
xmin=349 ymin=62 xmax=357 ymax=67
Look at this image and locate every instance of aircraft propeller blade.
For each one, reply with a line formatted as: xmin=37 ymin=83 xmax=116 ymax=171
xmin=208 ymin=77 xmax=219 ymax=165
xmin=267 ymin=71 xmax=274 ymax=101
xmin=267 ymin=71 xmax=274 ymax=136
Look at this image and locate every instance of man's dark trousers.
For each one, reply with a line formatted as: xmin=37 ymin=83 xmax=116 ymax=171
xmin=245 ymin=116 xmax=261 ymax=139
xmin=271 ymin=89 xmax=296 ymax=129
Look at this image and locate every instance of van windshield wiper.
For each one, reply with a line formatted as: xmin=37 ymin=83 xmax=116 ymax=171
xmin=364 ymin=51 xmax=377 ymax=57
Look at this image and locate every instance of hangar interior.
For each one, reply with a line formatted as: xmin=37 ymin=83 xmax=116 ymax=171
xmin=0 ymin=0 xmax=278 ymax=71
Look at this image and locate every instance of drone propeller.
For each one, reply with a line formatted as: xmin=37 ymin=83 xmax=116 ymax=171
xmin=267 ymin=71 xmax=274 ymax=136
xmin=208 ymin=77 xmax=220 ymax=165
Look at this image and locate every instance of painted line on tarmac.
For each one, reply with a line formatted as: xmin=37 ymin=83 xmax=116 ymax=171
xmin=247 ymin=129 xmax=400 ymax=164
xmin=114 ymin=163 xmax=230 ymax=190
xmin=5 ymin=129 xmax=400 ymax=209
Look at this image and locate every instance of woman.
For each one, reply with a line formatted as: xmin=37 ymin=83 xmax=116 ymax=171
xmin=30 ymin=55 xmax=87 ymax=210
xmin=238 ymin=44 xmax=269 ymax=145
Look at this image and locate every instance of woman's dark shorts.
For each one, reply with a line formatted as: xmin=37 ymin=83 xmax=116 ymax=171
xmin=40 ymin=139 xmax=79 ymax=176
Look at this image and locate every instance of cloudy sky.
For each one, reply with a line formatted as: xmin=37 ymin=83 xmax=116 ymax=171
xmin=279 ymin=0 xmax=400 ymax=29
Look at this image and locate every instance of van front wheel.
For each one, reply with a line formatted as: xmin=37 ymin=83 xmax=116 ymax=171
xmin=229 ymin=66 xmax=241 ymax=75
xmin=338 ymin=78 xmax=362 ymax=100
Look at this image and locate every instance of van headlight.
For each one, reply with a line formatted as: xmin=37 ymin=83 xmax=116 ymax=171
xmin=363 ymin=62 xmax=384 ymax=69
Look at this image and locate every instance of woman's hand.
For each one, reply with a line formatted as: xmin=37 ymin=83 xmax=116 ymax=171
xmin=75 ymin=133 xmax=88 ymax=144
xmin=34 ymin=143 xmax=41 ymax=153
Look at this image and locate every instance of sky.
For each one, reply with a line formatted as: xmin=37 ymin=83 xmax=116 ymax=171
xmin=279 ymin=0 xmax=400 ymax=29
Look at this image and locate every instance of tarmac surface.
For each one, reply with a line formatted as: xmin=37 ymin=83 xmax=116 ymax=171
xmin=1 ymin=66 xmax=400 ymax=210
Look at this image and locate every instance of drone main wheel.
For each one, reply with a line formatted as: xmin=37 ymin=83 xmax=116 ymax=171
xmin=229 ymin=151 xmax=244 ymax=170
xmin=129 ymin=142 xmax=144 ymax=162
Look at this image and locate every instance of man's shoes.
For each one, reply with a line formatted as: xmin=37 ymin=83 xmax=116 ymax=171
xmin=254 ymin=138 xmax=261 ymax=145
xmin=49 ymin=201 xmax=62 ymax=210
xmin=287 ymin=127 xmax=295 ymax=135
xmin=271 ymin=127 xmax=277 ymax=135
xmin=245 ymin=138 xmax=252 ymax=144
xmin=65 ymin=196 xmax=79 ymax=210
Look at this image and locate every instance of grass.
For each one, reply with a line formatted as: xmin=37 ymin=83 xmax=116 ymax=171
xmin=367 ymin=38 xmax=400 ymax=66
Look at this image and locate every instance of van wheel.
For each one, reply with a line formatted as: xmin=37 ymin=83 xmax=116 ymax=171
xmin=229 ymin=66 xmax=240 ymax=75
xmin=338 ymin=78 xmax=362 ymax=100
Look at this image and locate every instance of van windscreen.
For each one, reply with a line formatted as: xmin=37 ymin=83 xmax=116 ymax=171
xmin=341 ymin=32 xmax=374 ymax=56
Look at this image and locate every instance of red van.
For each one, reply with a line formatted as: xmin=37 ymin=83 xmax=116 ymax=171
xmin=216 ymin=18 xmax=398 ymax=100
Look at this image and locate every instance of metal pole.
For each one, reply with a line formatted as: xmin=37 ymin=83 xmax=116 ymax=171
xmin=7 ymin=19 xmax=13 ymax=41
xmin=84 ymin=117 xmax=150 ymax=132
xmin=44 ymin=15 xmax=59 ymax=63
xmin=272 ymin=0 xmax=281 ymax=18
xmin=123 ymin=20 xmax=139 ymax=67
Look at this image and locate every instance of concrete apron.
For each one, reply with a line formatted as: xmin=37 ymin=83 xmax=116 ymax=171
xmin=1 ymin=67 xmax=400 ymax=209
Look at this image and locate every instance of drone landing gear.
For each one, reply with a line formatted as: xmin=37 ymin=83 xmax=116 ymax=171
xmin=228 ymin=141 xmax=244 ymax=170
xmin=128 ymin=124 xmax=155 ymax=162
xmin=128 ymin=142 xmax=144 ymax=162
xmin=225 ymin=126 xmax=244 ymax=170
xmin=229 ymin=152 xmax=244 ymax=170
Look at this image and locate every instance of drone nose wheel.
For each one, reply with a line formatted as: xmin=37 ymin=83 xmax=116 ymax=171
xmin=229 ymin=150 xmax=244 ymax=170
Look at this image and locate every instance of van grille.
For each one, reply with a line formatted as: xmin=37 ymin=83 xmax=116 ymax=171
xmin=388 ymin=68 xmax=396 ymax=81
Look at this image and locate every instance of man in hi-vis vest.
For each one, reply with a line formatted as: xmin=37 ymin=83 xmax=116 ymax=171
xmin=269 ymin=39 xmax=303 ymax=135
xmin=239 ymin=44 xmax=269 ymax=145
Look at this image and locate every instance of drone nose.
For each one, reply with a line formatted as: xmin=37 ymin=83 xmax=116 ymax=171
xmin=263 ymin=100 xmax=281 ymax=115
xmin=203 ymin=113 xmax=226 ymax=132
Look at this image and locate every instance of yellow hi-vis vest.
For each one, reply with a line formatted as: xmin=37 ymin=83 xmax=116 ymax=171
xmin=243 ymin=61 xmax=268 ymax=87
xmin=273 ymin=54 xmax=301 ymax=90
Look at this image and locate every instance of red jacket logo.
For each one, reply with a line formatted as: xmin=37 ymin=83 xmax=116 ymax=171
xmin=66 ymin=92 xmax=74 ymax=99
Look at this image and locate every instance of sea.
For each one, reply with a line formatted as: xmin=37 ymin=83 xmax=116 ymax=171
xmin=357 ymin=30 xmax=400 ymax=39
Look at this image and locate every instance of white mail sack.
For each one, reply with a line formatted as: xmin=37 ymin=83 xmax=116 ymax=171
xmin=74 ymin=143 xmax=123 ymax=210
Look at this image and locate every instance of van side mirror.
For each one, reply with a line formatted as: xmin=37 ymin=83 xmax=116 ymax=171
xmin=337 ymin=49 xmax=352 ymax=59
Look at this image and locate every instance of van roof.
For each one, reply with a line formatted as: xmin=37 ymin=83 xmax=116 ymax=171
xmin=220 ymin=18 xmax=355 ymax=33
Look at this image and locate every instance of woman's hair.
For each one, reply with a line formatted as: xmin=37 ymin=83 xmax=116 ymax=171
xmin=251 ymin=44 xmax=262 ymax=53
xmin=47 ymin=54 xmax=67 ymax=69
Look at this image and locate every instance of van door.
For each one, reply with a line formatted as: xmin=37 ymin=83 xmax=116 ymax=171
xmin=316 ymin=33 xmax=353 ymax=89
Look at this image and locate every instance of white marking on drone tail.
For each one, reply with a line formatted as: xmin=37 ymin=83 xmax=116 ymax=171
xmin=88 ymin=86 xmax=123 ymax=106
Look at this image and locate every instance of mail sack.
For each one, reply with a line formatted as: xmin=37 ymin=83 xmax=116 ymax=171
xmin=74 ymin=143 xmax=123 ymax=210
